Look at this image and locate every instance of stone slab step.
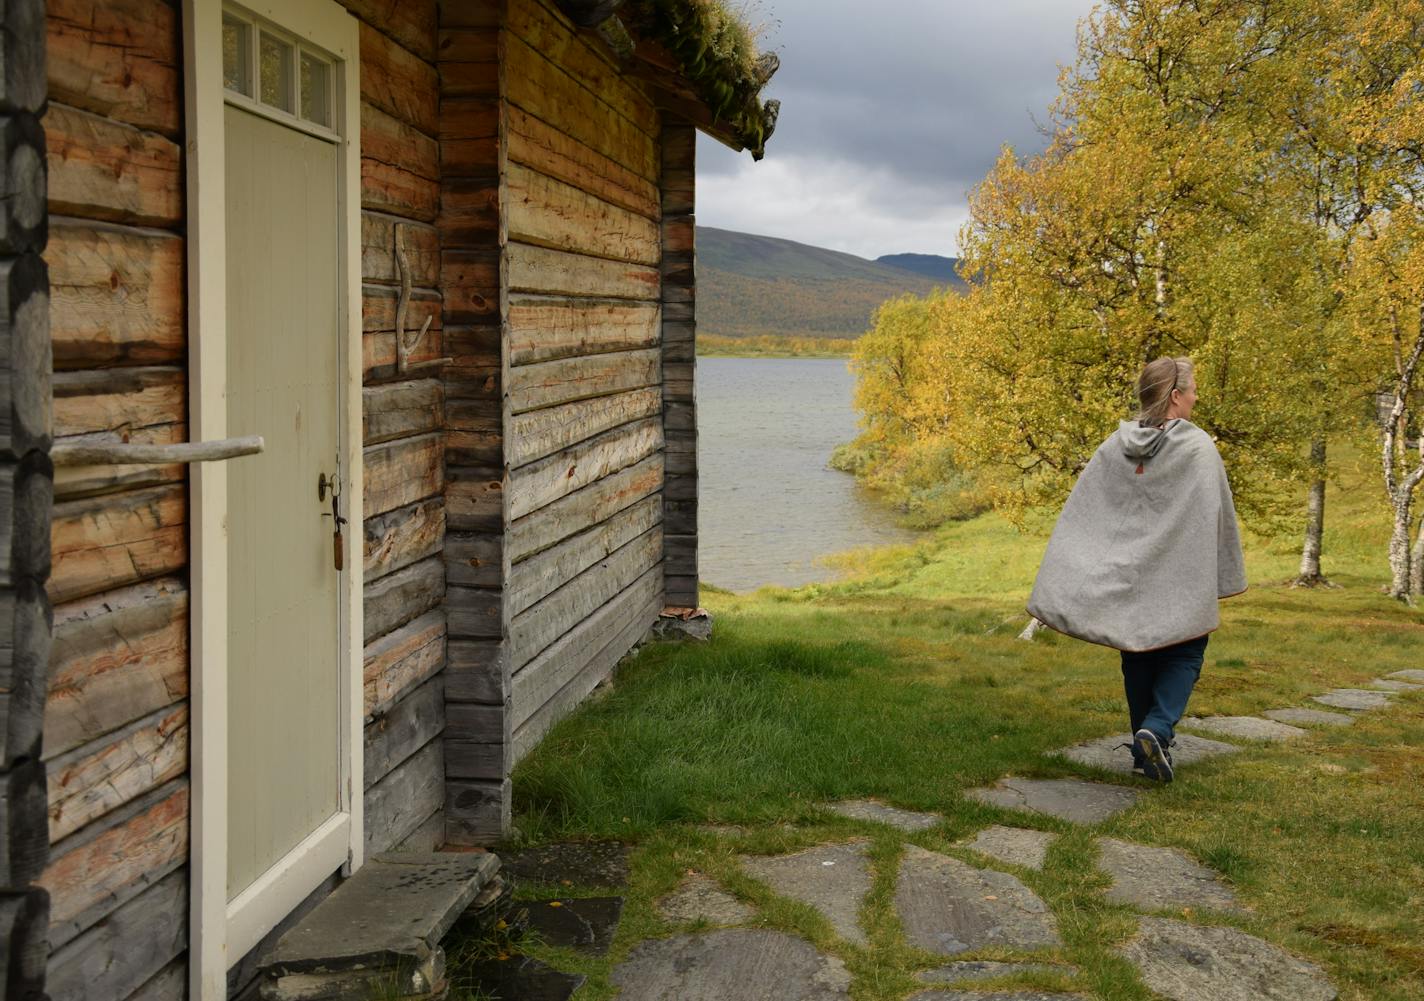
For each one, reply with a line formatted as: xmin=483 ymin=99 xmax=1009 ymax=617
xmin=742 ymin=842 xmax=872 ymax=946
xmin=502 ymin=840 xmax=630 ymax=888
xmin=656 ymin=874 xmax=757 ymax=925
xmin=1370 ymin=678 xmax=1424 ymax=691
xmin=259 ymin=852 xmax=502 ymax=1000
xmin=517 ymin=896 xmax=623 ymax=955
xmin=825 ymin=798 xmax=942 ymax=831
xmin=959 ymin=826 xmax=1056 ymax=871
xmin=1117 ymin=915 xmax=1336 ymax=1001
xmin=611 ymin=929 xmax=852 ymax=1000
xmin=1096 ymin=838 xmax=1243 ymax=914
xmin=1055 ymin=732 xmax=1239 ymax=776
xmin=894 ymin=844 xmax=1060 ymax=955
xmin=910 ymin=993 xmax=1091 ymax=1001
xmin=1386 ymin=669 xmax=1424 ymax=682
xmin=1181 ymin=716 xmax=1306 ymax=742
xmin=918 ymin=960 xmax=1079 ymax=984
xmin=1312 ymin=689 xmax=1393 ymax=710
xmin=1262 ymin=707 xmax=1354 ymax=727
xmin=967 ymin=777 xmax=1141 ymax=824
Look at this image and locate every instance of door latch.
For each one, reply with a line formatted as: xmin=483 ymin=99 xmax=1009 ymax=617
xmin=319 ymin=471 xmax=347 ymax=572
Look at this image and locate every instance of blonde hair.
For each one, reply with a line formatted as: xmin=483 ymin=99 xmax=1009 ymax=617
xmin=1135 ymin=357 xmax=1193 ymax=426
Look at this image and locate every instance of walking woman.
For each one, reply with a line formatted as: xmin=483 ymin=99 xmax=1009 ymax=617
xmin=1026 ymin=357 xmax=1247 ymax=782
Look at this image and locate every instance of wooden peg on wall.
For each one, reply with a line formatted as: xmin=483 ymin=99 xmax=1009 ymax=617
xmin=394 ymin=223 xmax=451 ymax=375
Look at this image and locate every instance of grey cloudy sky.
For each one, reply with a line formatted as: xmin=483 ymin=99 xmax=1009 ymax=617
xmin=696 ymin=0 xmax=1099 ymax=260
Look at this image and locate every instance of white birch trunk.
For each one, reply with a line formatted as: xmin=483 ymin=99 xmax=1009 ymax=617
xmin=1381 ymin=306 xmax=1424 ymax=601
xmin=1295 ymin=438 xmax=1328 ymax=585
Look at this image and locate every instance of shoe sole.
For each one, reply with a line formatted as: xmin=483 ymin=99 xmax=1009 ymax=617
xmin=1134 ymin=728 xmax=1174 ymax=783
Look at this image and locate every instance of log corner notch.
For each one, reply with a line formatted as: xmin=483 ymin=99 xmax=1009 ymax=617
xmin=0 ymin=0 xmax=53 ymax=997
xmin=553 ymin=0 xmax=781 ymax=160
xmin=661 ymin=122 xmax=697 ymax=608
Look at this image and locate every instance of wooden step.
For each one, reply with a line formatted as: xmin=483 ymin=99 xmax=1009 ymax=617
xmin=257 ymin=852 xmax=502 ymax=1000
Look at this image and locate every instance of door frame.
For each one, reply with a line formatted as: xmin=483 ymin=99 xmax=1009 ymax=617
xmin=183 ymin=0 xmax=364 ymax=993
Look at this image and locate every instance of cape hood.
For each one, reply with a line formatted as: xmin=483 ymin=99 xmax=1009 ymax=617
xmin=1026 ymin=419 xmax=1247 ymax=652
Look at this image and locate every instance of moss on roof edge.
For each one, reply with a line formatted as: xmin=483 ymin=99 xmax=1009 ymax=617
xmin=559 ymin=0 xmax=781 ymax=158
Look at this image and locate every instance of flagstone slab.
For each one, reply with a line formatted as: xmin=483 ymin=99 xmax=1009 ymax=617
xmin=960 ymin=826 xmax=1056 ymax=871
xmin=910 ymin=992 xmax=1090 ymax=1001
xmin=656 ymin=874 xmax=756 ymax=925
xmin=918 ymin=961 xmax=1080 ymax=984
xmin=894 ymin=844 xmax=1060 ymax=955
xmin=1311 ymin=689 xmax=1393 ymax=711
xmin=1370 ymin=678 xmax=1424 ymax=691
xmin=967 ymin=777 xmax=1141 ymax=824
xmin=610 ymin=929 xmax=852 ymax=1000
xmin=517 ymin=897 xmax=622 ymax=954
xmin=1055 ymin=732 xmax=1240 ymax=776
xmin=742 ymin=842 xmax=872 ymax=946
xmin=825 ymin=799 xmax=942 ymax=831
xmin=502 ymin=840 xmax=630 ymax=888
xmin=1262 ymin=707 xmax=1354 ymax=727
xmin=464 ymin=956 xmax=585 ymax=1001
xmin=1181 ymin=716 xmax=1307 ymax=742
xmin=1117 ymin=916 xmax=1337 ymax=1001
xmin=1386 ymin=669 xmax=1424 ymax=682
xmin=1096 ymin=838 xmax=1242 ymax=913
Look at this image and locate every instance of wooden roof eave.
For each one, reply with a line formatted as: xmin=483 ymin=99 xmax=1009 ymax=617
xmin=553 ymin=0 xmax=778 ymax=158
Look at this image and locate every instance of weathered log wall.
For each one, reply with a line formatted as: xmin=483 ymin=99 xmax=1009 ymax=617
xmin=439 ymin=0 xmax=510 ymax=847
xmin=501 ymin=0 xmax=664 ymax=770
xmin=39 ymin=2 xmax=450 ymax=998
xmin=437 ymin=0 xmax=671 ymax=846
xmin=0 ymin=1 xmax=54 ymax=999
xmin=660 ymin=124 xmax=698 ymax=607
xmin=352 ymin=0 xmax=449 ymax=870
xmin=40 ymin=2 xmax=190 ymax=995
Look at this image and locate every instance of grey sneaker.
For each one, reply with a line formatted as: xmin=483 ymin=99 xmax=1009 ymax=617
xmin=1134 ymin=728 xmax=1174 ymax=783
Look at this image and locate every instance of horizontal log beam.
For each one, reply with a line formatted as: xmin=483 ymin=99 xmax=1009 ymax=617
xmin=363 ymin=609 xmax=445 ymax=719
xmin=44 ymin=102 xmax=181 ymax=227
xmin=46 ymin=577 xmax=187 ymax=760
xmin=48 ymin=221 xmax=184 ymax=370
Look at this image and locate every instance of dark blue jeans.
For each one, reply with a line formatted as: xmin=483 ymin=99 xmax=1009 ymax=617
xmin=1120 ymin=635 xmax=1209 ymax=749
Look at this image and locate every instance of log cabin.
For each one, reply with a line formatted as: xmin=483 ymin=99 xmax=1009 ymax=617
xmin=0 ymin=0 xmax=778 ymax=997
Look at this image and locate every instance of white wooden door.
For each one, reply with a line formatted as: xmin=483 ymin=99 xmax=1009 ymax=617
xmin=224 ymin=102 xmax=344 ymax=899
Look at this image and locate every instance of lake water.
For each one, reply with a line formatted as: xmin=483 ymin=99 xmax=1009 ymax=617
xmin=696 ymin=356 xmax=917 ymax=592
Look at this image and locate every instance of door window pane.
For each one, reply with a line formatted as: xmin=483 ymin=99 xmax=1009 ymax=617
xmin=259 ymin=32 xmax=294 ymax=112
xmin=223 ymin=15 xmax=251 ymax=96
xmin=300 ymin=52 xmax=331 ymax=127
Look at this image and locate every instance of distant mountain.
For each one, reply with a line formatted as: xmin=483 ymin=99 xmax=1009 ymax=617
xmin=696 ymin=227 xmax=959 ymax=340
xmin=876 ymin=253 xmax=964 ymax=285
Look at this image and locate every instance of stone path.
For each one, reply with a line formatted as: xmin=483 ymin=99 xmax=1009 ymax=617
xmin=503 ymin=659 xmax=1422 ymax=1000
xmin=895 ymin=844 xmax=1060 ymax=955
xmin=610 ymin=929 xmax=853 ymax=1000
xmin=967 ymin=776 xmax=1141 ymax=823
xmin=1096 ymin=838 xmax=1243 ymax=913
xmin=742 ymin=842 xmax=872 ymax=946
xmin=1118 ymin=916 xmax=1337 ymax=1001
xmin=825 ymin=798 xmax=942 ymax=831
xmin=657 ymin=873 xmax=757 ymax=925
xmin=1181 ymin=715 xmax=1306 ymax=742
xmin=960 ymin=825 xmax=1055 ymax=870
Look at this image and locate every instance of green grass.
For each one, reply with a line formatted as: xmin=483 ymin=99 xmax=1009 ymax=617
xmin=472 ymin=443 xmax=1424 ymax=1001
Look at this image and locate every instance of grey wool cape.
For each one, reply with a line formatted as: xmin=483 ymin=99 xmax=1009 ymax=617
xmin=1026 ymin=419 xmax=1247 ymax=652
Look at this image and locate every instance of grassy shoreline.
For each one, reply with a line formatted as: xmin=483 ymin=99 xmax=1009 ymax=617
xmin=697 ymin=333 xmax=855 ymax=358
xmin=481 ymin=445 xmax=1424 ymax=1001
